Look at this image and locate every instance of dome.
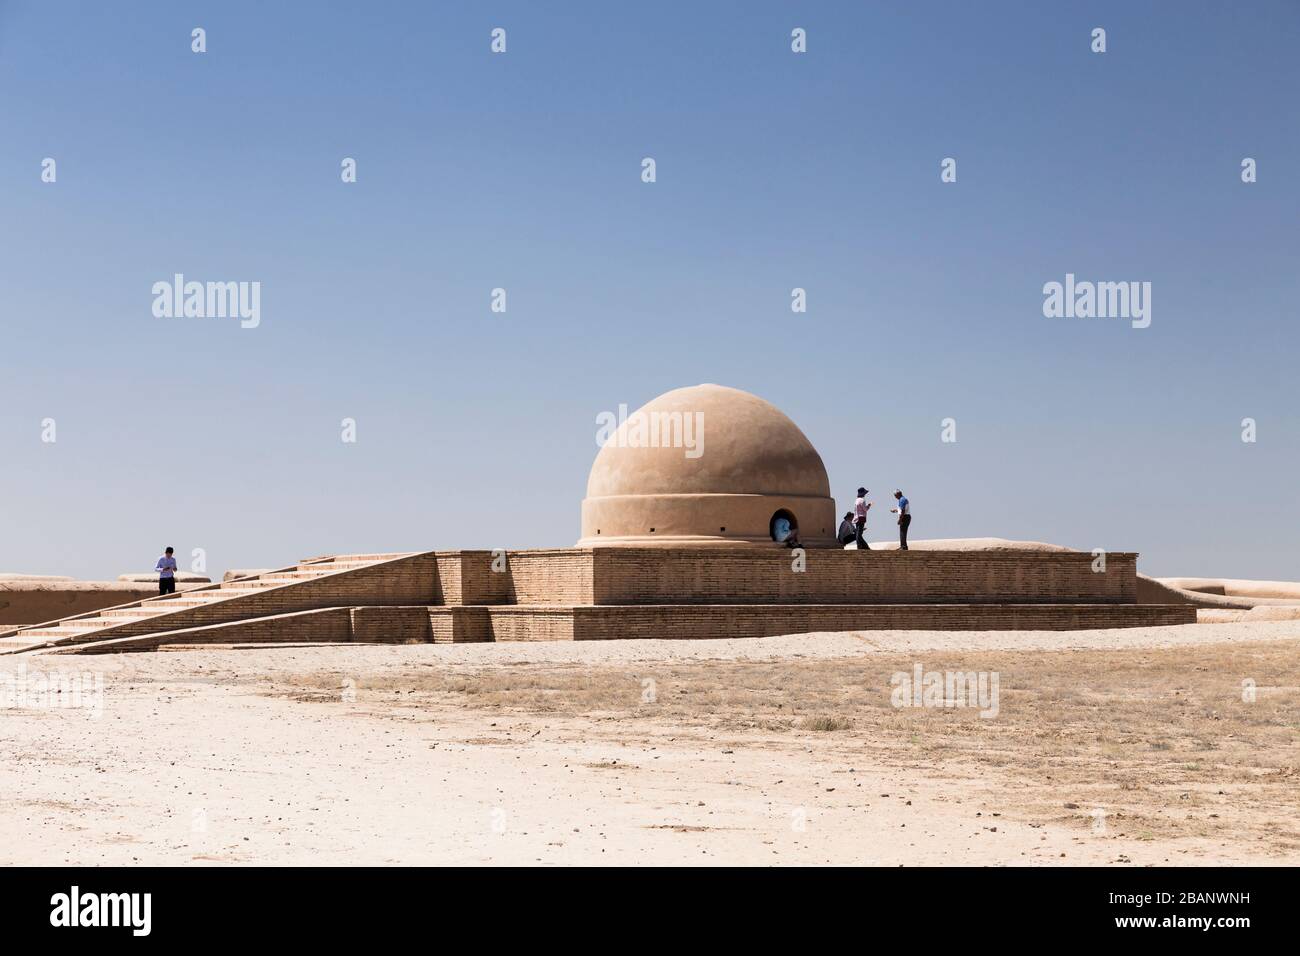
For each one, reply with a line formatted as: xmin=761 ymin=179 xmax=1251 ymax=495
xmin=579 ymin=384 xmax=836 ymax=547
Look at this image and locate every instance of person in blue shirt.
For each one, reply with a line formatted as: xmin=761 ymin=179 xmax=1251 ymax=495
xmin=155 ymin=546 xmax=178 ymax=595
xmin=890 ymin=491 xmax=911 ymax=550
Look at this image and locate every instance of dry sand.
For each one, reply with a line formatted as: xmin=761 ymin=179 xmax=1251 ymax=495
xmin=3 ymin=620 xmax=1299 ymax=866
xmin=1163 ymin=578 xmax=1300 ymax=600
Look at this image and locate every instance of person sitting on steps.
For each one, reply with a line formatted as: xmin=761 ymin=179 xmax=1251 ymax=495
xmin=837 ymin=512 xmax=857 ymax=546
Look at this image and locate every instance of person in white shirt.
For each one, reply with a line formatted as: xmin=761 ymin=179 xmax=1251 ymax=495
xmin=853 ymin=487 xmax=871 ymax=550
xmin=155 ymin=547 xmax=178 ymax=595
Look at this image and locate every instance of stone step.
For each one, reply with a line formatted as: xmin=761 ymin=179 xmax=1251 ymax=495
xmin=257 ymin=571 xmax=340 ymax=582
xmin=214 ymin=568 xmax=369 ymax=588
xmin=306 ymin=553 xmax=407 ymax=563
xmin=0 ymin=638 xmax=47 ymax=651
xmin=101 ymin=607 xmax=176 ymax=619
xmin=292 ymin=564 xmax=370 ymax=574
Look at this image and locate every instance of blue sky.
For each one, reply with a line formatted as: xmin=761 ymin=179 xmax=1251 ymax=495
xmin=1 ymin=1 xmax=1297 ymax=581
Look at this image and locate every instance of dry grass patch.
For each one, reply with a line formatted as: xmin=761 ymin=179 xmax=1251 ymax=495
xmin=798 ymin=715 xmax=854 ymax=732
xmin=274 ymin=639 xmax=1300 ymax=851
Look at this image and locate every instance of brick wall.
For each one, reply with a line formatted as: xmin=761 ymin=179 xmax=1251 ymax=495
xmin=351 ymin=606 xmax=432 ymax=643
xmin=432 ymin=548 xmax=1140 ymax=608
xmin=0 ymin=584 xmax=158 ymax=626
xmin=504 ymin=550 xmax=595 ymax=605
xmin=446 ymin=551 xmax=513 ymax=605
xmin=432 ymin=554 xmax=457 ymax=603
xmin=428 ymin=607 xmax=491 ymax=643
xmin=487 ymin=607 xmax=577 ymax=641
xmin=565 ymin=602 xmax=1192 ymax=641
xmin=587 ymin=548 xmax=1139 ymax=605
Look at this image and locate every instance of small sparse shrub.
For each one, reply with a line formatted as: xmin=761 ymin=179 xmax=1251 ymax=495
xmin=800 ymin=715 xmax=852 ymax=732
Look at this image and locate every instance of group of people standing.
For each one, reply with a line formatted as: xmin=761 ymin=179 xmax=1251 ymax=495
xmin=837 ymin=488 xmax=911 ymax=550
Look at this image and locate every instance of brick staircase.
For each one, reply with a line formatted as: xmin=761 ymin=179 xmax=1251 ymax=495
xmin=0 ymin=552 xmax=434 ymax=655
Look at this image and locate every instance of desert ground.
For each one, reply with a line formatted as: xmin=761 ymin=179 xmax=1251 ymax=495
xmin=3 ymin=620 xmax=1299 ymax=866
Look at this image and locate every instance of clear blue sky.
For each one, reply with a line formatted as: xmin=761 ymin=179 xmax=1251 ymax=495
xmin=2 ymin=1 xmax=1297 ymax=581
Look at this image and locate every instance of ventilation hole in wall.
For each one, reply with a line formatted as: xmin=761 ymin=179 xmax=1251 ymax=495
xmin=719 ymin=527 xmax=726 ymax=532
xmin=596 ymin=529 xmax=600 ymax=534
xmin=649 ymin=528 xmax=656 ymax=533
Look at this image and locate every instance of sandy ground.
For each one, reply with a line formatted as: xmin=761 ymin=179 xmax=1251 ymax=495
xmin=3 ymin=620 xmax=1299 ymax=866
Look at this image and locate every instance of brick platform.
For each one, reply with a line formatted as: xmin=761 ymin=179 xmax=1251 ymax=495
xmin=18 ymin=547 xmax=1197 ymax=654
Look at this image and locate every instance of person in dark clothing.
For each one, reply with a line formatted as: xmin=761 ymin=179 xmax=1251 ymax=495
xmin=836 ymin=512 xmax=857 ymax=546
xmin=890 ymin=490 xmax=911 ymax=550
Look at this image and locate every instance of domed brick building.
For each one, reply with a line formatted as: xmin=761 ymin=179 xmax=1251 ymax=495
xmin=579 ymin=384 xmax=837 ymax=548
